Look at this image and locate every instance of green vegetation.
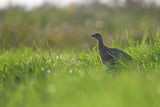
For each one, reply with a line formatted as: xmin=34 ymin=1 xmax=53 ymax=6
xmin=0 ymin=3 xmax=160 ymax=48
xmin=1 ymin=1 xmax=160 ymax=107
xmin=0 ymin=33 xmax=160 ymax=107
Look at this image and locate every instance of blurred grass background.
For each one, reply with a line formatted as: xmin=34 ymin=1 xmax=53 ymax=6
xmin=0 ymin=0 xmax=160 ymax=49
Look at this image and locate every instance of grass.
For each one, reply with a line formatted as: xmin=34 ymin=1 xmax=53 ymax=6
xmin=1 ymin=34 xmax=160 ymax=107
xmin=1 ymin=3 xmax=160 ymax=107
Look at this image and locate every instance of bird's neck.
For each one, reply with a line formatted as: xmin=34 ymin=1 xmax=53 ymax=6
xmin=98 ymin=39 xmax=110 ymax=50
xmin=98 ymin=39 xmax=104 ymax=46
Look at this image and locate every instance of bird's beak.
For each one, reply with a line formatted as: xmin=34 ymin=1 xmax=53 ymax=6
xmin=91 ymin=34 xmax=95 ymax=38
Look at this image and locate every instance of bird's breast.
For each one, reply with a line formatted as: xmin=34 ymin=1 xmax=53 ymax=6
xmin=98 ymin=47 xmax=113 ymax=60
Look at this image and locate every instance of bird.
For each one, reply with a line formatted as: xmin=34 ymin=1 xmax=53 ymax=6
xmin=91 ymin=33 xmax=132 ymax=65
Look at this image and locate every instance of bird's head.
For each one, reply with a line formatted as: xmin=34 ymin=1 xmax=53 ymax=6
xmin=91 ymin=33 xmax=102 ymax=41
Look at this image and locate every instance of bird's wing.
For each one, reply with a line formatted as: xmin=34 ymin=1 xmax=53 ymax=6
xmin=106 ymin=47 xmax=132 ymax=60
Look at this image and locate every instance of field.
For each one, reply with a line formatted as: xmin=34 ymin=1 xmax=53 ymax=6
xmin=0 ymin=33 xmax=160 ymax=107
xmin=1 ymin=1 xmax=160 ymax=107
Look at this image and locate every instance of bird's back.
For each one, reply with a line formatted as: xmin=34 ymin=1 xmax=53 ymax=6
xmin=105 ymin=47 xmax=132 ymax=60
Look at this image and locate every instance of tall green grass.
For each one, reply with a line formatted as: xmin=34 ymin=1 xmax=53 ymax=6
xmin=0 ymin=33 xmax=160 ymax=107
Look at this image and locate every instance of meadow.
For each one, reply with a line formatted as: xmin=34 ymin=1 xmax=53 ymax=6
xmin=1 ymin=1 xmax=160 ymax=107
xmin=1 ymin=33 xmax=160 ymax=107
